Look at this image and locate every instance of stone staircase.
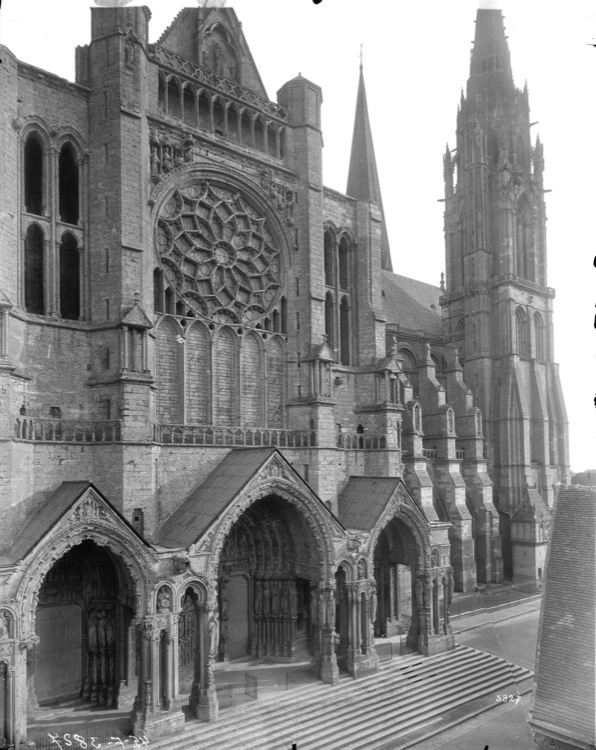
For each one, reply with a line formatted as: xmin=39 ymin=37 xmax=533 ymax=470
xmin=151 ymin=645 xmax=533 ymax=750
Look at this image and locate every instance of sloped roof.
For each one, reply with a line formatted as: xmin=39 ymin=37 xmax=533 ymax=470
xmin=528 ymin=485 xmax=596 ymax=746
xmin=346 ymin=68 xmax=392 ymax=272
xmin=154 ymin=448 xmax=279 ymax=549
xmin=338 ymin=476 xmax=401 ymax=531
xmin=7 ymin=481 xmax=150 ymax=562
xmin=381 ymin=270 xmax=443 ymax=336
xmin=511 ymin=488 xmax=550 ymax=522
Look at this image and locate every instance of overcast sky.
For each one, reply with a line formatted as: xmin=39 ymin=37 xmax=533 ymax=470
xmin=2 ymin=0 xmax=595 ymax=471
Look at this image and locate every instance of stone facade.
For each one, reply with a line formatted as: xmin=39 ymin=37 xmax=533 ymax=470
xmin=0 ymin=6 xmax=567 ymax=746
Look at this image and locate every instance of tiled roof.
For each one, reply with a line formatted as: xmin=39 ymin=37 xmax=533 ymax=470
xmin=528 ymin=485 xmax=596 ymax=746
xmin=338 ymin=477 xmax=401 ymax=531
xmin=154 ymin=448 xmax=279 ymax=549
xmin=381 ymin=271 xmax=443 ymax=336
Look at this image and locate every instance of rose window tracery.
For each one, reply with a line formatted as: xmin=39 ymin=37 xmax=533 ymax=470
xmin=156 ymin=181 xmax=281 ymax=324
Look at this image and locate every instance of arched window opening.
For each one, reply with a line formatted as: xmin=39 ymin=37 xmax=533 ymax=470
xmin=267 ymin=123 xmax=277 ymax=158
xmin=167 ymin=78 xmax=182 ymax=119
xmin=324 ymin=293 xmax=335 ymax=352
xmin=516 ymin=199 xmax=534 ymax=281
xmin=213 ymin=98 xmax=226 ymax=136
xmin=240 ymin=110 xmax=252 ymax=145
xmin=280 ymin=296 xmax=287 ymax=334
xmin=183 ymin=86 xmax=197 ymax=127
xmin=488 ymin=130 xmax=499 ymax=168
xmin=165 ymin=287 xmax=175 ymax=315
xmin=58 ymin=143 xmax=79 ymax=224
xmin=324 ymin=231 xmax=334 ymax=287
xmin=254 ymin=117 xmax=265 ymax=151
xmin=516 ymin=308 xmax=529 ymax=358
xmin=158 ymin=74 xmax=167 ymax=110
xmin=534 ymin=312 xmax=546 ymax=361
xmin=338 ymin=236 xmax=350 ymax=290
xmin=153 ymin=268 xmax=164 ymax=313
xmin=214 ymin=327 xmax=238 ymax=425
xmin=175 ymin=301 xmax=185 ymax=317
xmin=156 ymin=318 xmax=181 ymax=423
xmin=25 ymin=223 xmax=44 ymax=314
xmin=186 ymin=321 xmax=211 ymax=424
xmin=227 ymin=105 xmax=240 ymax=141
xmin=198 ymin=91 xmax=212 ymax=131
xmin=340 ymin=296 xmax=350 ymax=366
xmin=272 ymin=309 xmax=280 ymax=332
xmin=399 ymin=348 xmax=418 ymax=396
xmin=454 ymin=318 xmax=465 ymax=339
xmin=279 ymin=128 xmax=286 ymax=159
xmin=59 ymin=232 xmax=80 ymax=320
xmin=24 ymin=134 xmax=44 ymax=215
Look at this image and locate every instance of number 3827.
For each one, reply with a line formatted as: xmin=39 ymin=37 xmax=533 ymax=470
xmin=496 ymin=694 xmax=521 ymax=704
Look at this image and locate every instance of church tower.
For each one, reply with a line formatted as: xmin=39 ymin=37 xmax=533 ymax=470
xmin=441 ymin=9 xmax=570 ymax=579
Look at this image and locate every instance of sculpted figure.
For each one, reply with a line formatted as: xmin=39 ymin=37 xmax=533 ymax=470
xmin=157 ymin=588 xmax=171 ymax=613
xmin=208 ymin=613 xmax=219 ymax=658
xmin=0 ymin=612 xmax=9 ymax=640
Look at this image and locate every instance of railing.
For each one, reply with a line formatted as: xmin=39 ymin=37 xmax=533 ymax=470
xmin=456 ymin=449 xmax=466 ymax=460
xmin=216 ymin=673 xmax=258 ymax=710
xmin=14 ymin=418 xmax=122 ymax=443
xmin=386 ymin=323 xmax=451 ymax=344
xmin=337 ymin=434 xmax=387 ymax=450
xmin=422 ymin=447 xmax=437 ymax=459
xmin=28 ymin=712 xmax=133 ymax=750
xmin=150 ymin=46 xmax=288 ymax=122
xmin=153 ymin=424 xmax=317 ymax=448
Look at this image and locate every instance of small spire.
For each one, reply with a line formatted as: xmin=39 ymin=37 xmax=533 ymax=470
xmin=359 ymin=43 xmax=364 ymax=72
xmin=440 ymin=272 xmax=446 ymax=292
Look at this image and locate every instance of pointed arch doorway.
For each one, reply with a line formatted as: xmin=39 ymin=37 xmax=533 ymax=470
xmin=217 ymin=493 xmax=321 ymax=663
xmin=29 ymin=540 xmax=138 ymax=709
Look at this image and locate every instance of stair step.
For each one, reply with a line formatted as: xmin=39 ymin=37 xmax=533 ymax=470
xmin=149 ymin=647 xmax=533 ymax=750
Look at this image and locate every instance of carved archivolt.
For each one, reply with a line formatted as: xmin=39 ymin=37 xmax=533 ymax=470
xmin=198 ymin=466 xmax=340 ymax=583
xmin=14 ymin=491 xmax=158 ymax=637
xmin=366 ymin=484 xmax=431 ymax=566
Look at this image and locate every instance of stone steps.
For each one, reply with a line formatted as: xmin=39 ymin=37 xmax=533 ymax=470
xmin=150 ymin=645 xmax=533 ymax=750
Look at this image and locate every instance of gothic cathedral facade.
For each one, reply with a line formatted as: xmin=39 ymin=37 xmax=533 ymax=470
xmin=0 ymin=6 xmax=568 ymax=745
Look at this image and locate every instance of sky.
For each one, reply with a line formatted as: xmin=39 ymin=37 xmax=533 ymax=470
xmin=1 ymin=0 xmax=595 ymax=471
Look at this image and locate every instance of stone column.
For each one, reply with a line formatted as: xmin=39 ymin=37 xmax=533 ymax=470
xmin=195 ymin=604 xmax=217 ymax=722
xmin=318 ymin=585 xmax=338 ymax=685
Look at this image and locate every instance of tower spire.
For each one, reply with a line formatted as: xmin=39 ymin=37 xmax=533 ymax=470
xmin=346 ymin=61 xmax=392 ymax=272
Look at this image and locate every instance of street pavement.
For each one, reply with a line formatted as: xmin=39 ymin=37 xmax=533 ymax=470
xmin=413 ymin=598 xmax=541 ymax=749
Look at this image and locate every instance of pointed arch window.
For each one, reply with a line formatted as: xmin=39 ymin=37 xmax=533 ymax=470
xmin=25 ymin=223 xmax=45 ymax=314
xmin=58 ymin=143 xmax=79 ymax=224
xmin=515 ymin=307 xmax=529 ymax=358
xmin=324 ymin=292 xmax=335 ymax=351
xmin=339 ymin=296 xmax=351 ymax=366
xmin=167 ymin=78 xmax=182 ymax=119
xmin=534 ymin=312 xmax=546 ymax=361
xmin=154 ymin=268 xmax=164 ymax=313
xmin=183 ymin=85 xmax=197 ymax=127
xmin=338 ymin=235 xmax=351 ymax=289
xmin=324 ymin=230 xmax=335 ymax=287
xmin=516 ymin=198 xmax=534 ymax=281
xmin=24 ymin=134 xmax=44 ymax=215
xmin=59 ymin=232 xmax=80 ymax=320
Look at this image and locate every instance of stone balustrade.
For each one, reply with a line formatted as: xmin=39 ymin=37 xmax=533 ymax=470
xmin=14 ymin=418 xmax=122 ymax=443
xmin=153 ymin=424 xmax=317 ymax=448
xmin=336 ymin=434 xmax=388 ymax=450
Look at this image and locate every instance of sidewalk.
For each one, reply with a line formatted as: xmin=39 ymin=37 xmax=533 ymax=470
xmin=451 ymin=595 xmax=542 ymax=634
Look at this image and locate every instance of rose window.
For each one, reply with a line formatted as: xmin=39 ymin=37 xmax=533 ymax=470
xmin=156 ymin=181 xmax=281 ymax=324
